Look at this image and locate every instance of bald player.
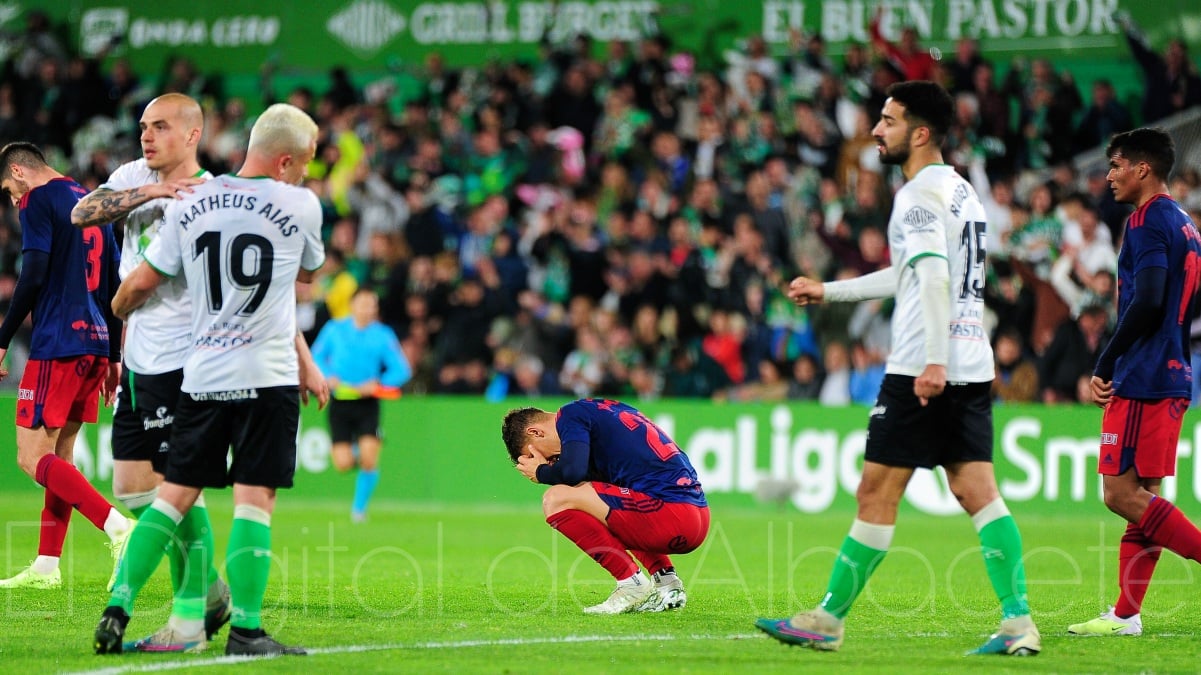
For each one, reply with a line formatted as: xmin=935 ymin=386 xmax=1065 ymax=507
xmin=71 ymin=93 xmax=229 ymax=653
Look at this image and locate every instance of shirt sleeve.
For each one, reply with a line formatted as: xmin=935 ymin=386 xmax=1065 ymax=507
xmin=1127 ymin=217 xmax=1170 ymax=273
xmin=379 ymin=326 xmax=412 ymax=388
xmin=98 ymin=161 xmax=138 ymax=192
xmin=19 ymin=190 xmax=53 ymax=254
xmin=894 ymin=186 xmax=949 ymax=267
xmin=143 ymin=201 xmax=183 ymax=277
xmin=299 ymin=189 xmax=326 ymax=272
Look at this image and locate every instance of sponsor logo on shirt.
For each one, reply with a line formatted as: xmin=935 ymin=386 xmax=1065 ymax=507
xmin=901 ymin=206 xmax=938 ymax=233
xmin=190 ymin=389 xmax=259 ymax=402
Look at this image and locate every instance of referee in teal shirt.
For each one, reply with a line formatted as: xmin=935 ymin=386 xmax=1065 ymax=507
xmin=311 ymin=288 xmax=412 ymax=521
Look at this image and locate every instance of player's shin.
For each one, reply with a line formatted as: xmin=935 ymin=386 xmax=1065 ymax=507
xmin=819 ymin=519 xmax=893 ymax=619
xmin=169 ymin=496 xmax=213 ymax=636
xmin=547 ymin=510 xmax=639 ymax=580
xmin=227 ymin=505 xmax=273 ymax=630
xmin=973 ymin=498 xmax=1031 ymax=619
xmin=109 ymin=500 xmax=184 ymax=613
xmin=1115 ymin=523 xmax=1160 ymax=618
xmin=1138 ymin=496 xmax=1201 ymax=562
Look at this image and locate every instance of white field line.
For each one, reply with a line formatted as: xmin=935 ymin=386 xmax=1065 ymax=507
xmin=65 ymin=632 xmax=766 ymax=675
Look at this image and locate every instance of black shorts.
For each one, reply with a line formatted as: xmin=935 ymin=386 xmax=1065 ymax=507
xmin=328 ymin=398 xmax=381 ymax=443
xmin=111 ymin=367 xmax=184 ymax=473
xmin=864 ymin=374 xmax=993 ymax=469
xmin=164 ymin=386 xmax=300 ymax=489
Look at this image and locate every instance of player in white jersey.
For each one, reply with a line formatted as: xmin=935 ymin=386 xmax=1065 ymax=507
xmin=96 ymin=103 xmax=327 ymax=658
xmin=755 ymin=81 xmax=1041 ymax=656
xmin=67 ymin=94 xmax=233 ymax=653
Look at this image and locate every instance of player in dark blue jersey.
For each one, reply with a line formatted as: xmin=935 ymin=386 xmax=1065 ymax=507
xmin=0 ymin=142 xmax=134 ymax=590
xmin=1070 ymin=128 xmax=1201 ymax=637
xmin=503 ymin=398 xmax=710 ymax=614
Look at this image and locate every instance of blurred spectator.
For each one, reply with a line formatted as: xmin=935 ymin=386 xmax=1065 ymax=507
xmin=869 ymin=10 xmax=936 ymax=82
xmin=728 ymin=358 xmax=789 ymax=402
xmin=660 ymin=341 xmax=726 ymax=398
xmin=992 ymin=328 xmax=1040 ymax=403
xmin=1039 ymin=304 xmax=1110 ymax=403
xmin=1116 ymin=12 xmax=1201 ymax=123
xmin=948 ymin=38 xmax=985 ymax=94
xmin=560 ymin=325 xmax=607 ymax=398
xmin=848 ymin=341 xmax=885 ymax=406
xmin=1074 ymin=79 xmax=1133 ymax=151
xmin=786 ymin=353 xmax=823 ymax=401
xmin=818 ymin=340 xmax=851 ymax=406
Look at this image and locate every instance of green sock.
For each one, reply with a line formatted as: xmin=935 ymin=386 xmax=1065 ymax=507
xmin=191 ymin=503 xmax=220 ymax=588
xmin=170 ymin=505 xmax=214 ymax=622
xmin=818 ymin=520 xmax=893 ymax=619
xmin=977 ymin=509 xmax=1030 ymax=619
xmin=226 ymin=508 xmax=272 ymax=630
xmin=125 ymin=501 xmax=186 ymax=595
xmin=107 ymin=503 xmax=181 ymax=614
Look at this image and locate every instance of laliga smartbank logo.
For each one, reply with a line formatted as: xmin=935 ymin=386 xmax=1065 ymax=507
xmin=326 ymin=0 xmax=406 ymax=56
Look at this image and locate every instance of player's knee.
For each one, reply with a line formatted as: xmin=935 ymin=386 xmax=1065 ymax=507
xmin=1102 ymin=488 xmax=1139 ymax=520
xmin=331 ymin=448 xmax=355 ymax=472
xmin=15 ymin=452 xmax=40 ymax=479
xmin=541 ymin=485 xmax=574 ymax=516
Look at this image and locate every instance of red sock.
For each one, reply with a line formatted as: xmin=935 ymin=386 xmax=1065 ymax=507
xmin=35 ymin=455 xmax=112 ymax=531
xmin=629 ymin=550 xmax=672 ymax=576
xmin=547 ymin=510 xmax=638 ymax=581
xmin=37 ymin=489 xmax=73 ymax=557
xmin=1139 ymin=496 xmax=1201 ymax=562
xmin=1113 ymin=523 xmax=1160 ymax=618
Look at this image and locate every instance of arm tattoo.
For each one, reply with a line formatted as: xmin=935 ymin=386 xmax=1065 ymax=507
xmin=72 ymin=187 xmax=152 ymax=227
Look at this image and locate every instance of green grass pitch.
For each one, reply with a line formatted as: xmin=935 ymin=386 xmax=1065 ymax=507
xmin=0 ymin=493 xmax=1197 ymax=674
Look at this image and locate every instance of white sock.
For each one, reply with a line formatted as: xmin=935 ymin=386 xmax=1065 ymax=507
xmin=617 ymin=571 xmax=647 ymax=587
xmin=1001 ymin=614 xmax=1035 ymax=633
xmin=103 ymin=508 xmax=132 ymax=540
xmin=31 ymin=555 xmax=59 ymax=574
xmin=116 ymin=488 xmax=157 ymax=513
xmin=168 ymin=614 xmax=205 ymax=637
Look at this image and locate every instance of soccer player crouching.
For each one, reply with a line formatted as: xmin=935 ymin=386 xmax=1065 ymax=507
xmin=503 ymin=398 xmax=710 ymax=614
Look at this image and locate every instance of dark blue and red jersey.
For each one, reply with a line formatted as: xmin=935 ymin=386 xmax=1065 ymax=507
xmin=1113 ymin=194 xmax=1201 ymax=398
xmin=552 ymin=398 xmax=706 ymax=507
xmin=19 ymin=177 xmax=119 ymax=359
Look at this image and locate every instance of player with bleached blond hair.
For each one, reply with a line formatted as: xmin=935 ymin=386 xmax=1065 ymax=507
xmin=95 ymin=103 xmax=328 ymax=657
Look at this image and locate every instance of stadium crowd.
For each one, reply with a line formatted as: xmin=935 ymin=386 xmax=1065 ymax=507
xmin=2 ymin=9 xmax=1201 ymax=406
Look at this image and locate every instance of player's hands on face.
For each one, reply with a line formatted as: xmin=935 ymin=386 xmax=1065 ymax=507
xmin=914 ymin=364 xmax=947 ymax=406
xmin=516 ymin=445 xmax=547 ymax=483
xmin=787 ymin=276 xmax=824 ymax=306
xmin=1090 ymin=376 xmax=1113 ymax=408
xmin=150 ymin=177 xmax=205 ymax=200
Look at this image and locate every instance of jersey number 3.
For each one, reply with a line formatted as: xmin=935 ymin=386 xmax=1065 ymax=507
xmin=82 ymin=228 xmax=104 ymax=292
xmin=194 ymin=231 xmax=275 ymax=315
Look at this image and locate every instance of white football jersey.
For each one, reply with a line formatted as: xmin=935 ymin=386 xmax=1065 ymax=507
xmin=146 ymin=175 xmax=325 ymax=393
xmin=886 ymin=164 xmax=993 ymax=382
xmin=101 ymin=159 xmax=212 ymax=374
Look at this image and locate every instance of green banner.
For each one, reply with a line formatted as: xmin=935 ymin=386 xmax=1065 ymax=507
xmin=2 ymin=395 xmax=1199 ymax=516
xmin=25 ymin=1 xmax=1201 ymax=75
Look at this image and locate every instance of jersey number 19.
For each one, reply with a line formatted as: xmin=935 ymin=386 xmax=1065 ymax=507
xmin=195 ymin=231 xmax=275 ymax=315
